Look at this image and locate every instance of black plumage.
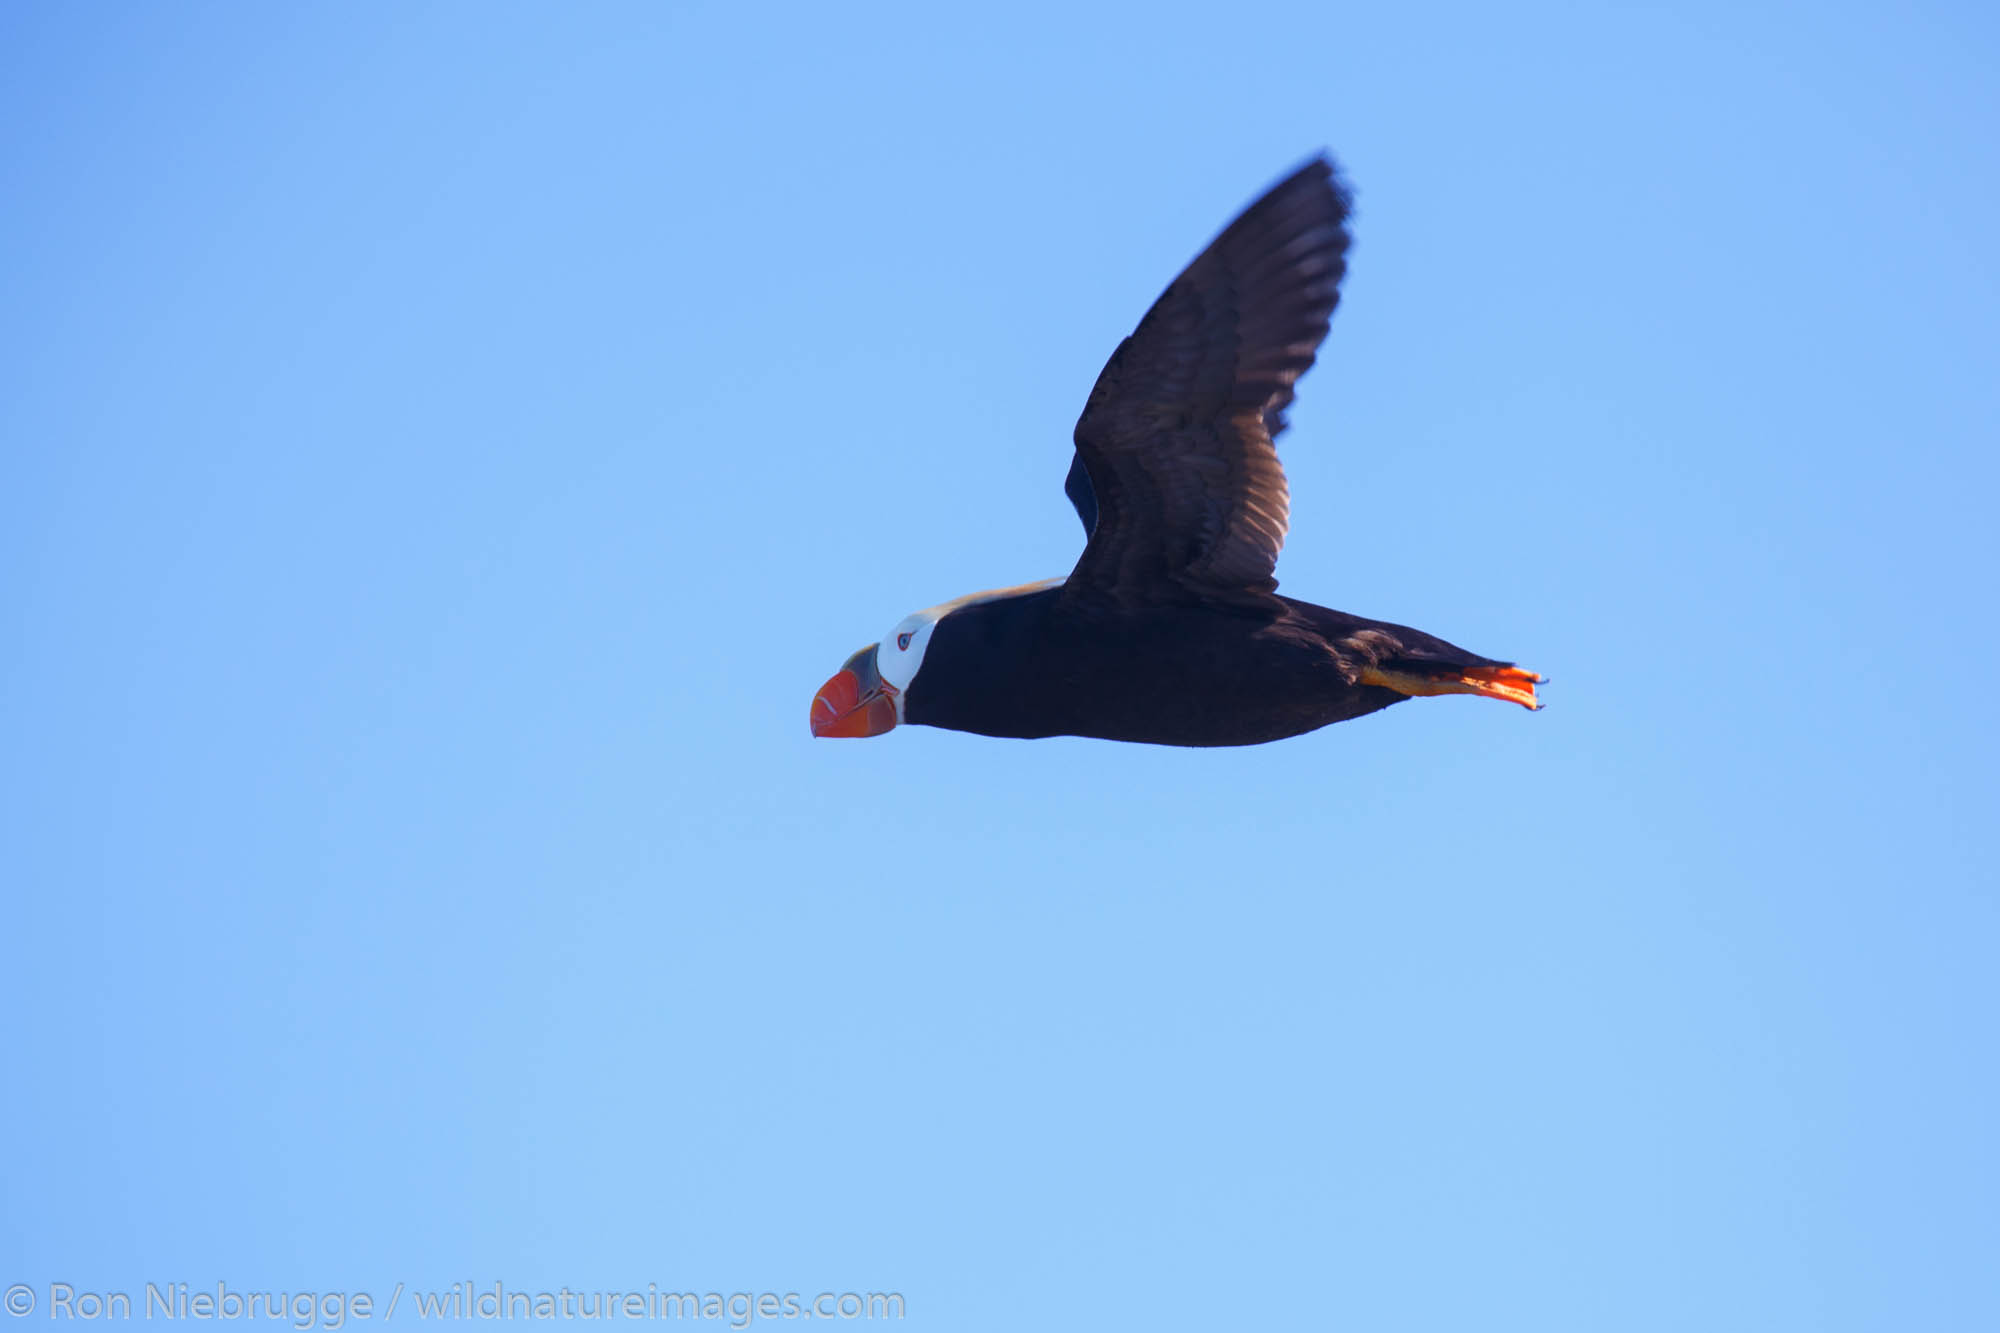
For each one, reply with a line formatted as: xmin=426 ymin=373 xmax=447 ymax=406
xmin=1063 ymin=156 xmax=1345 ymax=599
xmin=903 ymin=587 xmax=1515 ymax=747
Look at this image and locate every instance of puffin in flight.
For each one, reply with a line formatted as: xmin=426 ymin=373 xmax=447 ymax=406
xmin=811 ymin=154 xmax=1541 ymax=747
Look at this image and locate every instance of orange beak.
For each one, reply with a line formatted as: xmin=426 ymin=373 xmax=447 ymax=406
xmin=810 ymin=646 xmax=901 ymax=738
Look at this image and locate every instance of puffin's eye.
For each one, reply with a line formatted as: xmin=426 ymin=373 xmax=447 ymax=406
xmin=896 ymin=632 xmax=914 ymax=651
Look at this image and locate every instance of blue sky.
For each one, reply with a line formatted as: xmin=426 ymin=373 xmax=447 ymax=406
xmin=3 ymin=2 xmax=1996 ymax=1329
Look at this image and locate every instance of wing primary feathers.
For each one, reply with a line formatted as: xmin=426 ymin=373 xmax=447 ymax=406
xmin=1062 ymin=155 xmax=1354 ymax=604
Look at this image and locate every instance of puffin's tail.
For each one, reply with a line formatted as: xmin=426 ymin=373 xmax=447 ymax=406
xmin=1334 ymin=621 xmax=1544 ymax=711
xmin=1359 ymin=660 xmax=1543 ymax=710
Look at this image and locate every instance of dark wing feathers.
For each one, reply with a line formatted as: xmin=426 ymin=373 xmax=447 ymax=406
xmin=1062 ymin=156 xmax=1352 ymax=603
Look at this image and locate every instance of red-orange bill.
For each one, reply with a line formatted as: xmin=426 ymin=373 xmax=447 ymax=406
xmin=810 ymin=668 xmax=900 ymax=738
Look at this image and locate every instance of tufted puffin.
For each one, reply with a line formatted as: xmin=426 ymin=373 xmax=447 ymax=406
xmin=810 ymin=154 xmax=1541 ymax=747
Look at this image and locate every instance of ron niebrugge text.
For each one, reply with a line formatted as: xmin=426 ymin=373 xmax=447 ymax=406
xmin=7 ymin=1281 xmax=906 ymax=1326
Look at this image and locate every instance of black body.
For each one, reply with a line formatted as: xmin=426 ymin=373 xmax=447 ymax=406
xmin=904 ymin=588 xmax=1508 ymax=747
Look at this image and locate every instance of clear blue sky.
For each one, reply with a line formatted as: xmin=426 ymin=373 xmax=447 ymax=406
xmin=3 ymin=3 xmax=1996 ymax=1330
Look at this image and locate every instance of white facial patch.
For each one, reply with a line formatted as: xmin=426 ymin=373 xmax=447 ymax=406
xmin=872 ymin=578 xmax=1066 ymax=717
xmin=874 ymin=613 xmax=939 ymax=702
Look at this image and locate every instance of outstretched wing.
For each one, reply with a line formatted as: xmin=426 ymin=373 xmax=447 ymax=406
xmin=1062 ymin=156 xmax=1352 ymax=604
